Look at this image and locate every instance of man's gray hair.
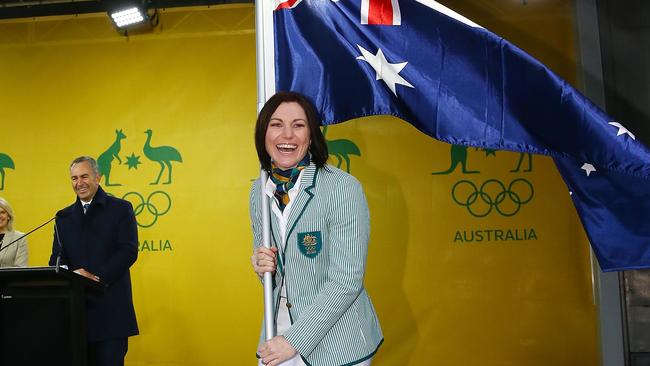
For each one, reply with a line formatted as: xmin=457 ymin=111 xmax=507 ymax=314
xmin=70 ymin=156 xmax=100 ymax=176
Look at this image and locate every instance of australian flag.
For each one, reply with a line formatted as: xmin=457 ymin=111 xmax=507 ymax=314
xmin=273 ymin=0 xmax=650 ymax=271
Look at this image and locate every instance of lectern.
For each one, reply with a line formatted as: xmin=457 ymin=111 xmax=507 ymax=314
xmin=0 ymin=266 xmax=103 ymax=366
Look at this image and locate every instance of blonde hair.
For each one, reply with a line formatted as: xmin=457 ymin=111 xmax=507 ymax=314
xmin=0 ymin=197 xmax=15 ymax=232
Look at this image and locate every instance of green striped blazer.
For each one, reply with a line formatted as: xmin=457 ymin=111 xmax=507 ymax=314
xmin=250 ymin=163 xmax=383 ymax=366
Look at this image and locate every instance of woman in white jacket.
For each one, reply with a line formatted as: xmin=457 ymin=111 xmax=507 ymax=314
xmin=0 ymin=197 xmax=28 ymax=267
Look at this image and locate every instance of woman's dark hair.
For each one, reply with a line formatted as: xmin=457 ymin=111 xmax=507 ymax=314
xmin=254 ymin=91 xmax=328 ymax=172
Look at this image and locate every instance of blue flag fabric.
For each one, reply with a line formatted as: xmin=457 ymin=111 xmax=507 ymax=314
xmin=273 ymin=0 xmax=650 ymax=271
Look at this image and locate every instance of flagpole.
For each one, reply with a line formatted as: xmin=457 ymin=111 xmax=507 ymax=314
xmin=255 ymin=0 xmax=276 ymax=341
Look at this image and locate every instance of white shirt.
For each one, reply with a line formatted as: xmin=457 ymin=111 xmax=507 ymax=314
xmin=263 ymin=171 xmax=304 ymax=247
xmin=81 ymin=198 xmax=93 ymax=213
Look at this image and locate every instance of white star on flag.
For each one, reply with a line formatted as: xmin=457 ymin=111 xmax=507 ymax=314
xmin=608 ymin=121 xmax=635 ymax=140
xmin=581 ymin=163 xmax=596 ymax=176
xmin=356 ymin=45 xmax=414 ymax=96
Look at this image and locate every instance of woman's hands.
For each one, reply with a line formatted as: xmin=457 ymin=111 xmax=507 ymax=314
xmin=252 ymin=246 xmax=292 ymax=364
xmin=258 ymin=336 xmax=297 ymax=366
xmin=251 ymin=246 xmax=278 ymax=279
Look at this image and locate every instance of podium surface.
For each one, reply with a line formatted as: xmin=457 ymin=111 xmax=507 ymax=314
xmin=0 ymin=266 xmax=102 ymax=366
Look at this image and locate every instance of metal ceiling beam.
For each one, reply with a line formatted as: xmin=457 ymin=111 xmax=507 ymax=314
xmin=0 ymin=0 xmax=252 ymax=20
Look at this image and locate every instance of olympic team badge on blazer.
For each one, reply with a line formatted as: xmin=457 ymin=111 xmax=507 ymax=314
xmin=297 ymin=231 xmax=322 ymax=258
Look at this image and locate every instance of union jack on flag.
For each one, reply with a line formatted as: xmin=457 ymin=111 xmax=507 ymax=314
xmin=272 ymin=0 xmax=650 ymax=271
xmin=276 ymin=0 xmax=402 ymax=24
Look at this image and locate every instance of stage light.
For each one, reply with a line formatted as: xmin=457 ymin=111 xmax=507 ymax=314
xmin=110 ymin=7 xmax=145 ymax=28
xmin=105 ymin=0 xmax=156 ymax=32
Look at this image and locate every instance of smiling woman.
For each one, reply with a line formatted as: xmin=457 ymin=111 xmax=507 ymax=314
xmin=254 ymin=92 xmax=329 ymax=172
xmin=265 ymin=102 xmax=312 ymax=170
xmin=0 ymin=197 xmax=28 ymax=267
xmin=249 ymin=92 xmax=383 ymax=366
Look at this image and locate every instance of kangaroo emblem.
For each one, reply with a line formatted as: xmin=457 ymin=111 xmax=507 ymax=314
xmin=97 ymin=129 xmax=126 ymax=186
xmin=511 ymin=152 xmax=533 ymax=173
xmin=323 ymin=126 xmax=360 ymax=173
xmin=431 ymin=145 xmax=479 ymax=175
xmin=143 ymin=129 xmax=183 ymax=185
xmin=0 ymin=152 xmax=15 ymax=190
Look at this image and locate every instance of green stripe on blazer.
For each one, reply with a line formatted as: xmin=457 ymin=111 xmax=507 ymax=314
xmin=250 ymin=163 xmax=383 ymax=366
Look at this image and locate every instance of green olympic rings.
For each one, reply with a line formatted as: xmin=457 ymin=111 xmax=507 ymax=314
xmin=451 ymin=178 xmax=533 ymax=217
xmin=122 ymin=191 xmax=172 ymax=228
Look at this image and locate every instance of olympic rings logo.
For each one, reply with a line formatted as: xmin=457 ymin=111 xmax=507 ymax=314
xmin=122 ymin=191 xmax=172 ymax=228
xmin=451 ymin=179 xmax=534 ymax=217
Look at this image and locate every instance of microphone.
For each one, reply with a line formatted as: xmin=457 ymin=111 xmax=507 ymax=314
xmin=0 ymin=215 xmax=57 ymax=255
xmin=53 ymin=213 xmax=65 ymax=273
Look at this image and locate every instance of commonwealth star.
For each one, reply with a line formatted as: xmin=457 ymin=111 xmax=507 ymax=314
xmin=357 ymin=45 xmax=414 ymax=97
xmin=125 ymin=153 xmax=142 ymax=170
xmin=608 ymin=121 xmax=635 ymax=140
xmin=581 ymin=163 xmax=596 ymax=177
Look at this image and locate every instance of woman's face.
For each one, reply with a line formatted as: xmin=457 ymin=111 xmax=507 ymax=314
xmin=265 ymin=102 xmax=311 ymax=170
xmin=0 ymin=207 xmax=9 ymax=232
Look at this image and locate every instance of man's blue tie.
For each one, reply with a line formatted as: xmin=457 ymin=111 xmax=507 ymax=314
xmin=83 ymin=203 xmax=90 ymax=214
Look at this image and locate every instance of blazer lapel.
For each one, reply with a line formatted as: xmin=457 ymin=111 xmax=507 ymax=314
xmin=285 ymin=163 xmax=318 ymax=244
xmin=1 ymin=231 xmax=16 ymax=249
xmin=0 ymin=231 xmax=16 ymax=264
xmin=269 ymin=202 xmax=282 ymax=249
xmin=0 ymin=232 xmax=7 ymax=250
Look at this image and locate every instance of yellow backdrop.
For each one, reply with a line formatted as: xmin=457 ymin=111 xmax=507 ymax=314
xmin=0 ymin=3 xmax=598 ymax=365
